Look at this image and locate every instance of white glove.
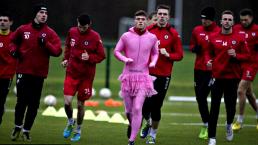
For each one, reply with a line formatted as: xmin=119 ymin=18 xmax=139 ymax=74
xmin=160 ymin=48 xmax=169 ymax=57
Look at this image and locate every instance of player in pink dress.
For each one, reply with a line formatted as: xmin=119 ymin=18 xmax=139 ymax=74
xmin=114 ymin=10 xmax=159 ymax=145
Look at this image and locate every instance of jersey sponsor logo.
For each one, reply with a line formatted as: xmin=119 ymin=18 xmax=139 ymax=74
xmin=232 ymin=40 xmax=236 ymax=45
xmin=164 ymin=35 xmax=169 ymax=40
xmin=246 ymin=70 xmax=252 ymax=78
xmin=84 ymin=41 xmax=89 ymax=46
xmin=24 ymin=32 xmax=30 ymax=39
xmin=222 ymin=41 xmax=227 ymax=46
xmin=0 ymin=42 xmax=3 ymax=47
xmin=199 ymin=33 xmax=205 ymax=36
xmin=215 ymin=40 xmax=222 ymax=43
xmin=70 ymin=38 xmax=75 ymax=47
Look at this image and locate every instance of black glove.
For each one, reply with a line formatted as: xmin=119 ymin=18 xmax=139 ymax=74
xmin=38 ymin=34 xmax=46 ymax=47
xmin=254 ymin=44 xmax=258 ymax=51
xmin=192 ymin=45 xmax=202 ymax=53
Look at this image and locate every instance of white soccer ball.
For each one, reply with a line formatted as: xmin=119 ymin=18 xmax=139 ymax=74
xmin=99 ymin=88 xmax=112 ymax=98
xmin=44 ymin=95 xmax=57 ymax=106
xmin=92 ymin=88 xmax=96 ymax=97
xmin=118 ymin=90 xmax=123 ymax=99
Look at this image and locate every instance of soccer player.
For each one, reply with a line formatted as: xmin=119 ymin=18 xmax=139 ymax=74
xmin=114 ymin=10 xmax=159 ymax=145
xmin=141 ymin=4 xmax=184 ymax=144
xmin=232 ymin=8 xmax=258 ymax=131
xmin=147 ymin=11 xmax=157 ymax=26
xmin=189 ymin=6 xmax=220 ymax=139
xmin=0 ymin=11 xmax=16 ymax=125
xmin=206 ymin=10 xmax=249 ymax=145
xmin=9 ymin=3 xmax=62 ymax=141
xmin=61 ymin=13 xmax=106 ymax=142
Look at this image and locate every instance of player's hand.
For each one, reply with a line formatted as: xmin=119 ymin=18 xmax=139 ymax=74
xmin=160 ymin=48 xmax=169 ymax=57
xmin=227 ymin=48 xmax=236 ymax=57
xmin=82 ymin=50 xmax=89 ymax=60
xmin=149 ymin=62 xmax=156 ymax=68
xmin=125 ymin=58 xmax=133 ymax=64
xmin=207 ymin=59 xmax=213 ymax=70
xmin=61 ymin=60 xmax=68 ymax=68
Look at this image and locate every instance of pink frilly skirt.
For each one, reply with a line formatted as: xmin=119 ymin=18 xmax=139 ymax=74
xmin=118 ymin=73 xmax=157 ymax=97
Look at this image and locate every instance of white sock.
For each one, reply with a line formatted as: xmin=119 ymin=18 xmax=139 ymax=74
xmin=237 ymin=115 xmax=244 ymax=123
xmin=15 ymin=125 xmax=22 ymax=129
xmin=22 ymin=129 xmax=29 ymax=133
xmin=68 ymin=118 xmax=74 ymax=125
xmin=75 ymin=125 xmax=81 ymax=134
xmin=149 ymin=128 xmax=157 ymax=139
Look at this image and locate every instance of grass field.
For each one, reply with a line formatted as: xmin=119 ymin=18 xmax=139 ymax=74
xmin=0 ymin=50 xmax=257 ymax=145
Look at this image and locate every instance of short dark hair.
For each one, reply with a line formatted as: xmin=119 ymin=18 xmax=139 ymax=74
xmin=239 ymin=8 xmax=253 ymax=17
xmin=135 ymin=10 xmax=147 ymax=17
xmin=222 ymin=10 xmax=234 ymax=17
xmin=0 ymin=11 xmax=13 ymax=21
xmin=148 ymin=11 xmax=157 ymax=19
xmin=157 ymin=4 xmax=170 ymax=12
xmin=77 ymin=13 xmax=91 ymax=26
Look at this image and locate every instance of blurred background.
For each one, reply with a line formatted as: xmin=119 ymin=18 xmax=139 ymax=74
xmin=1 ymin=0 xmax=258 ymax=44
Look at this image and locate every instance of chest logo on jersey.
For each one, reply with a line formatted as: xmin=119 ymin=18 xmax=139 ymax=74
xmin=84 ymin=41 xmax=89 ymax=46
xmin=164 ymin=35 xmax=169 ymax=40
xmin=0 ymin=42 xmax=3 ymax=48
xmin=24 ymin=32 xmax=30 ymax=39
xmin=70 ymin=38 xmax=75 ymax=47
xmin=41 ymin=33 xmax=46 ymax=38
xmin=232 ymin=40 xmax=236 ymax=45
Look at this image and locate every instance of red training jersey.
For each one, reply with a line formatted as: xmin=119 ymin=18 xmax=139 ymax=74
xmin=190 ymin=22 xmax=220 ymax=70
xmin=64 ymin=27 xmax=106 ymax=79
xmin=206 ymin=30 xmax=250 ymax=79
xmin=0 ymin=31 xmax=16 ymax=79
xmin=9 ymin=22 xmax=62 ymax=78
xmin=147 ymin=24 xmax=183 ymax=77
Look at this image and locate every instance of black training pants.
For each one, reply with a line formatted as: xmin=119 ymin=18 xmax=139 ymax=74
xmin=14 ymin=74 xmax=44 ymax=130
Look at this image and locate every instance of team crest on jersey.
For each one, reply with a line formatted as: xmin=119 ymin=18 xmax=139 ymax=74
xmin=41 ymin=33 xmax=46 ymax=38
xmin=84 ymin=41 xmax=89 ymax=46
xmin=252 ymin=32 xmax=256 ymax=36
xmin=70 ymin=38 xmax=75 ymax=47
xmin=164 ymin=35 xmax=169 ymax=39
xmin=24 ymin=32 xmax=31 ymax=39
xmin=232 ymin=40 xmax=236 ymax=45
xmin=0 ymin=42 xmax=3 ymax=47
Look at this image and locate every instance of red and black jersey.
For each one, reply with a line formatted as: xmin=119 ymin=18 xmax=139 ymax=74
xmin=147 ymin=24 xmax=183 ymax=77
xmin=190 ymin=22 xmax=220 ymax=70
xmin=0 ymin=31 xmax=16 ymax=79
xmin=64 ymin=27 xmax=106 ymax=79
xmin=206 ymin=30 xmax=250 ymax=79
xmin=9 ymin=22 xmax=62 ymax=78
xmin=234 ymin=23 xmax=258 ymax=69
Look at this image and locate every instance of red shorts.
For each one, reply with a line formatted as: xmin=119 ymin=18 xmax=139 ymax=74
xmin=241 ymin=67 xmax=257 ymax=81
xmin=64 ymin=75 xmax=94 ymax=101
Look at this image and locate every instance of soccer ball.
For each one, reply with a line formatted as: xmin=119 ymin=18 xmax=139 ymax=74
xmin=99 ymin=88 xmax=112 ymax=98
xmin=44 ymin=95 xmax=57 ymax=106
xmin=118 ymin=90 xmax=123 ymax=99
xmin=92 ymin=88 xmax=96 ymax=97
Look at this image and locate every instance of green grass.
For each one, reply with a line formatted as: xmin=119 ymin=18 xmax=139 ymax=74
xmin=0 ymin=50 xmax=258 ymax=145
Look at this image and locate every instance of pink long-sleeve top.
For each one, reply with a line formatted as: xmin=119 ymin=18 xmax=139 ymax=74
xmin=114 ymin=27 xmax=159 ymax=75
